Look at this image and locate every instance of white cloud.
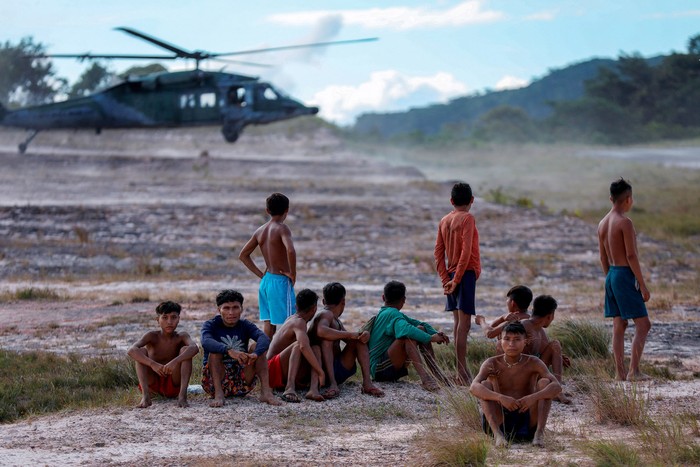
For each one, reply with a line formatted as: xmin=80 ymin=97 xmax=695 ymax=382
xmin=494 ymin=75 xmax=529 ymax=90
xmin=268 ymin=1 xmax=504 ymax=30
xmin=309 ymin=70 xmax=468 ymax=124
xmin=525 ymin=10 xmax=557 ymax=21
xmin=645 ymin=10 xmax=700 ymax=19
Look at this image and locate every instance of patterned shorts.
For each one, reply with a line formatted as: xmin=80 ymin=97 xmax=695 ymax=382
xmin=202 ymin=360 xmax=257 ymax=398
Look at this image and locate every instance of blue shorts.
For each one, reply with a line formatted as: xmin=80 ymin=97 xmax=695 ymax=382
xmin=605 ymin=266 xmax=648 ymax=320
xmin=333 ymin=357 xmax=357 ymax=385
xmin=445 ymin=270 xmax=476 ymax=315
xmin=259 ymin=272 xmax=296 ymax=325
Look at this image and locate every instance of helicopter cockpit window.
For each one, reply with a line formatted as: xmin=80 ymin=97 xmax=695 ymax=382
xmin=262 ymin=87 xmax=278 ymax=100
xmin=180 ymin=94 xmax=197 ymax=109
xmin=200 ymin=92 xmax=216 ymax=108
xmin=227 ymin=87 xmax=246 ymax=106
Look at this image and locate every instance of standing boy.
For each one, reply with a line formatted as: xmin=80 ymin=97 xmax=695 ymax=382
xmin=367 ymin=281 xmax=450 ymax=392
xmin=308 ymin=282 xmax=385 ymax=399
xmin=434 ymin=182 xmax=481 ymax=385
xmin=470 ymin=321 xmax=561 ymax=447
xmin=128 ymin=301 xmax=199 ymax=408
xmin=266 ymin=289 xmax=326 ymax=402
xmin=239 ymin=192 xmax=296 ymax=339
xmin=597 ymin=177 xmax=652 ymax=381
xmin=200 ymin=289 xmax=281 ymax=407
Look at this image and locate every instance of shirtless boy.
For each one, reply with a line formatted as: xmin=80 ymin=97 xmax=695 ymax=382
xmin=128 ymin=301 xmax=199 ymax=408
xmin=239 ymin=192 xmax=296 ymax=338
xmin=598 ymin=177 xmax=652 ymax=381
xmin=308 ymin=282 xmax=384 ymax=399
xmin=476 ymin=285 xmax=532 ymax=339
xmin=434 ymin=182 xmax=481 ymax=385
xmin=200 ymin=290 xmax=281 ymax=407
xmin=267 ymin=289 xmax=326 ymax=403
xmin=470 ymin=321 xmax=562 ymax=447
xmin=521 ymin=295 xmax=571 ymax=404
xmin=368 ymin=281 xmax=450 ymax=392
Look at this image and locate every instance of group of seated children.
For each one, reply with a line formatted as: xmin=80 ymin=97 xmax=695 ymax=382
xmin=127 ymin=282 xmax=567 ymax=446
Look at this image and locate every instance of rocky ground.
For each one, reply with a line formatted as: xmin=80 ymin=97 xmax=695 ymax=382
xmin=0 ymin=126 xmax=698 ymax=465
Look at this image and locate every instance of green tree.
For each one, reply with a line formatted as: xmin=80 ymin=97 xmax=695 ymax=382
xmin=0 ymin=37 xmax=65 ymax=107
xmin=68 ymin=62 xmax=116 ymax=98
xmin=472 ymin=106 xmax=539 ymax=143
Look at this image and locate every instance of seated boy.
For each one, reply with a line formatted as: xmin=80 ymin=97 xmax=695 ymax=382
xmin=127 ymin=301 xmax=199 ymax=408
xmin=267 ymin=289 xmax=326 ymax=403
xmin=367 ymin=280 xmax=450 ymax=392
xmin=521 ymin=295 xmax=571 ymax=404
xmin=470 ymin=321 xmax=561 ymax=447
xmin=308 ymin=282 xmax=384 ymax=399
xmin=200 ymin=289 xmax=281 ymax=407
xmin=476 ymin=285 xmax=533 ymax=339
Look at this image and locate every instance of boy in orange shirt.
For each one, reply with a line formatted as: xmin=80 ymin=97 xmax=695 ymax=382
xmin=434 ymin=182 xmax=481 ymax=385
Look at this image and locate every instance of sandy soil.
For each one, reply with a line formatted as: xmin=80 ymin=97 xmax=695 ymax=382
xmin=0 ymin=126 xmax=699 ymax=466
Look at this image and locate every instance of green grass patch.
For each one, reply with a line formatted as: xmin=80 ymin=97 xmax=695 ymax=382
xmin=549 ymin=319 xmax=611 ymax=359
xmin=638 ymin=414 xmax=700 ymax=465
xmin=0 ymin=350 xmax=137 ymax=423
xmin=584 ymin=440 xmax=642 ymax=466
xmin=585 ymin=378 xmax=650 ymax=427
xmin=421 ymin=432 xmax=490 ymax=467
xmin=0 ymin=287 xmax=63 ymax=302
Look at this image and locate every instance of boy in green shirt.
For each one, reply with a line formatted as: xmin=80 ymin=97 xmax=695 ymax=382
xmin=367 ymin=281 xmax=450 ymax=392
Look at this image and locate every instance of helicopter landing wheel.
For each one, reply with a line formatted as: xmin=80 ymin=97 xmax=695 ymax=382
xmin=222 ymin=124 xmax=241 ymax=143
xmin=18 ymin=143 xmax=27 ymax=154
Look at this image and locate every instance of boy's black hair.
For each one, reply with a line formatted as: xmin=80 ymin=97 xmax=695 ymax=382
xmin=383 ymin=280 xmax=406 ymax=305
xmin=451 ymin=182 xmax=473 ymax=206
xmin=156 ymin=301 xmax=181 ymax=315
xmin=502 ymin=321 xmax=527 ymax=336
xmin=266 ymin=192 xmax=290 ymax=216
xmin=216 ymin=289 xmax=244 ymax=307
xmin=532 ymin=295 xmax=558 ymax=318
xmin=323 ymin=282 xmax=346 ymax=306
xmin=610 ymin=177 xmax=632 ymax=203
xmin=506 ymin=285 xmax=533 ymax=311
xmin=296 ymin=288 xmax=319 ymax=313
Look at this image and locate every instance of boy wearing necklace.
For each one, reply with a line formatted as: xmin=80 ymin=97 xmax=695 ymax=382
xmin=470 ymin=321 xmax=561 ymax=447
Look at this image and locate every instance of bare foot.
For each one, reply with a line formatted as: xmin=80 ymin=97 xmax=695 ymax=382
xmin=421 ymin=378 xmax=441 ymax=392
xmin=494 ymin=434 xmax=508 ymax=448
xmin=361 ymin=385 xmax=385 ymax=398
xmin=475 ymin=315 xmax=486 ymax=326
xmin=532 ymin=431 xmax=545 ymax=447
xmin=136 ymin=396 xmax=152 ymax=408
xmin=305 ymin=391 xmax=325 ymax=402
xmin=259 ymin=393 xmax=283 ymax=406
xmin=177 ymin=397 xmax=189 ymax=408
xmin=555 ymin=393 xmax=572 ymax=404
xmin=627 ymin=372 xmax=652 ymax=382
xmin=209 ymin=396 xmax=225 ymax=407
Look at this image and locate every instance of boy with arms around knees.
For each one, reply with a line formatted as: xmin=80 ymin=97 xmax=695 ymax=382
xmin=200 ymin=290 xmax=281 ymax=407
xmin=308 ymin=282 xmax=384 ymax=399
xmin=476 ymin=285 xmax=533 ymax=339
xmin=434 ymin=182 xmax=481 ymax=385
xmin=521 ymin=295 xmax=571 ymax=404
xmin=128 ymin=301 xmax=199 ymax=408
xmin=267 ymin=289 xmax=326 ymax=403
xmin=470 ymin=321 xmax=561 ymax=448
xmin=239 ymin=192 xmax=297 ymax=339
xmin=367 ymin=281 xmax=450 ymax=392
xmin=598 ymin=177 xmax=652 ymax=381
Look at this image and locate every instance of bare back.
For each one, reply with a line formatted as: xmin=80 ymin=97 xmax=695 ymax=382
xmin=256 ymin=220 xmax=293 ymax=275
xmin=598 ymin=210 xmax=636 ymax=268
xmin=267 ymin=315 xmax=305 ymax=358
xmin=522 ymin=320 xmax=549 ymax=356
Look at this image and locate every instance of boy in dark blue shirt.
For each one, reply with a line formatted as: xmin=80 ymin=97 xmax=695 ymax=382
xmin=201 ymin=289 xmax=281 ymax=406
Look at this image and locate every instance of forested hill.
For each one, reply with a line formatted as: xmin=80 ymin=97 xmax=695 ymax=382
xmin=352 ymin=56 xmax=663 ymax=139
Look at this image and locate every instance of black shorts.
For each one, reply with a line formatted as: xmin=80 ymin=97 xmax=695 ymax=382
xmin=373 ymin=351 xmax=409 ymax=382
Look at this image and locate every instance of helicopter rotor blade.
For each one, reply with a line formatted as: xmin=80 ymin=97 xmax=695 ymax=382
xmin=212 ymin=37 xmax=378 ymax=58
xmin=209 ymin=58 xmax=272 ymax=68
xmin=34 ymin=53 xmax=179 ymax=61
xmin=115 ymin=27 xmax=194 ymax=57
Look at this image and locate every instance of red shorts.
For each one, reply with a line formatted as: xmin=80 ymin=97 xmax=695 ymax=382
xmin=268 ymin=354 xmax=284 ymax=389
xmin=139 ymin=375 xmax=179 ymax=398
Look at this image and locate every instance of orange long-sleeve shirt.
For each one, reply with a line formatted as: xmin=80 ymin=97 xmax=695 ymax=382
xmin=434 ymin=209 xmax=481 ymax=286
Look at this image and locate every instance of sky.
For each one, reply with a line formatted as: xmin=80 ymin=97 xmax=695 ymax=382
xmin=3 ymin=1 xmax=700 ymax=125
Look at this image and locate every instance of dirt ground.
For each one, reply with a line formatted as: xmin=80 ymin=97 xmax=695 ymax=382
xmin=0 ymin=126 xmax=699 ymax=466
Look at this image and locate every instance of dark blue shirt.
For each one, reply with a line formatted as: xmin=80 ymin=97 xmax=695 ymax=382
xmin=200 ymin=315 xmax=270 ymax=366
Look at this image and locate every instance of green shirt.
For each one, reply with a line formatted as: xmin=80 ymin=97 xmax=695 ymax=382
xmin=368 ymin=306 xmax=437 ymax=378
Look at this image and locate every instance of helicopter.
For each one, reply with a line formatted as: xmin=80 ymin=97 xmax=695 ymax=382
xmin=0 ymin=27 xmax=376 ymax=153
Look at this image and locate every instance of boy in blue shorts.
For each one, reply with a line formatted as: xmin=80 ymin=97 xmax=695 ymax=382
xmin=598 ymin=177 xmax=652 ymax=381
xmin=434 ymin=182 xmax=481 ymax=385
xmin=239 ymin=192 xmax=297 ymax=339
